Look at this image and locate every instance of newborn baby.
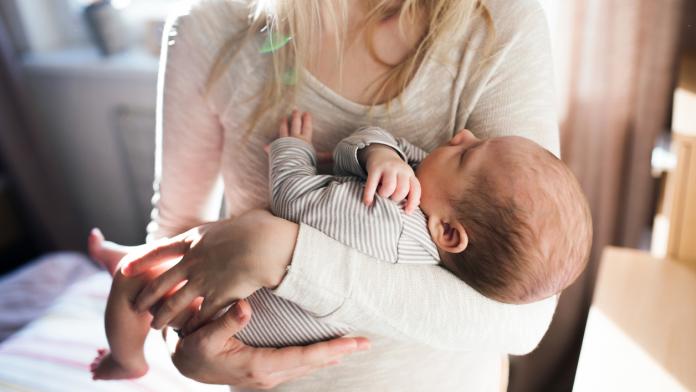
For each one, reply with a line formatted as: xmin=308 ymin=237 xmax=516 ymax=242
xmin=234 ymin=110 xmax=592 ymax=348
xmin=269 ymin=111 xmax=592 ymax=303
xmin=89 ymin=110 xmax=591 ymax=380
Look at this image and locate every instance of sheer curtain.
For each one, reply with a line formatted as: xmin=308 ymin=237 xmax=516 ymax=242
xmin=509 ymin=0 xmax=687 ymax=390
xmin=0 ymin=18 xmax=83 ymax=250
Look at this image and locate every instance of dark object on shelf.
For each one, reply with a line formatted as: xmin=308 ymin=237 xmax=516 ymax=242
xmin=83 ymin=0 xmax=131 ymax=56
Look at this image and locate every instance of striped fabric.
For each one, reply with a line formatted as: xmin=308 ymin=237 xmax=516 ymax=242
xmin=235 ymin=128 xmax=440 ymax=348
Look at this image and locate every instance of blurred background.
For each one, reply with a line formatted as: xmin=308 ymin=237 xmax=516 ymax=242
xmin=0 ymin=0 xmax=695 ymax=391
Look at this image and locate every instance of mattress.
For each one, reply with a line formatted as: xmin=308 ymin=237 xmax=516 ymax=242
xmin=0 ymin=253 xmax=227 ymax=391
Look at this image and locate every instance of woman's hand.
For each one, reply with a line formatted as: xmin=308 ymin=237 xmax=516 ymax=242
xmin=123 ymin=209 xmax=298 ymax=331
xmin=172 ymin=299 xmax=370 ymax=388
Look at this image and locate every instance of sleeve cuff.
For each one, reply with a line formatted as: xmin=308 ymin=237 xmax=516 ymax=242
xmin=269 ymin=137 xmax=316 ymax=157
xmin=333 ymin=127 xmax=407 ymax=177
xmin=272 ymin=223 xmax=355 ymax=318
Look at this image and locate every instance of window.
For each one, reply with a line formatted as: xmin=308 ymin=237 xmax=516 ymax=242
xmin=2 ymin=0 xmax=179 ymax=54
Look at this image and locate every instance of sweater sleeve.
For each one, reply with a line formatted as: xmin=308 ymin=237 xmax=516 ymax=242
xmin=333 ymin=126 xmax=406 ymax=178
xmin=146 ymin=5 xmax=226 ymax=242
xmin=273 ymin=1 xmax=558 ymax=355
xmin=461 ymin=0 xmax=560 ymax=157
xmin=333 ymin=127 xmax=428 ymax=177
xmin=268 ymin=137 xmax=335 ymax=221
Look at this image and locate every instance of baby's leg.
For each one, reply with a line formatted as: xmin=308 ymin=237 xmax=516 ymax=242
xmin=91 ymin=270 xmax=152 ymax=380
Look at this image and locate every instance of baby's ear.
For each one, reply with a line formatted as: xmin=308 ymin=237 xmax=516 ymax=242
xmin=428 ymin=217 xmax=468 ymax=254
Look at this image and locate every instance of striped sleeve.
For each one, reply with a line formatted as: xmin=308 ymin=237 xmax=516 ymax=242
xmin=333 ymin=126 xmax=407 ymax=178
xmin=394 ymin=137 xmax=428 ymax=169
xmin=268 ymin=136 xmax=403 ymax=262
xmin=268 ymin=137 xmax=334 ymax=222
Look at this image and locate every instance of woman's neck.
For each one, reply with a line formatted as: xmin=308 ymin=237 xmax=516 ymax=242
xmin=306 ymin=2 xmax=426 ymax=105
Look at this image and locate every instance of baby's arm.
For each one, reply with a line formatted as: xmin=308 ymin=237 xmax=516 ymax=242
xmin=268 ymin=111 xmax=336 ymax=222
xmin=334 ymin=127 xmax=425 ymax=214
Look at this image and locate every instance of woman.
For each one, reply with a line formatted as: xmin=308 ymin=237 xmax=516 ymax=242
xmin=101 ymin=0 xmax=560 ymax=389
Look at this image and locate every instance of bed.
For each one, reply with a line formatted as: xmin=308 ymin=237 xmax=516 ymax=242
xmin=0 ymin=252 xmax=227 ymax=391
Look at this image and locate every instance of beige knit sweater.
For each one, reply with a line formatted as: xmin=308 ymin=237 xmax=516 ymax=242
xmin=148 ymin=0 xmax=559 ymax=390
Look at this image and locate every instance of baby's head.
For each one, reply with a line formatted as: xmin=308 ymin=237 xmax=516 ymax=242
xmin=416 ymin=130 xmax=592 ymax=304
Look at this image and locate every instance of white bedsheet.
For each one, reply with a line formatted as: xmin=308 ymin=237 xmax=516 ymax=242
xmin=0 ymin=252 xmax=99 ymax=343
xmin=0 ymin=253 xmax=227 ymax=391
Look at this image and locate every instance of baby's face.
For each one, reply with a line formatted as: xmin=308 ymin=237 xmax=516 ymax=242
xmin=415 ymin=130 xmax=538 ymax=217
xmin=416 ymin=129 xmax=489 ymax=216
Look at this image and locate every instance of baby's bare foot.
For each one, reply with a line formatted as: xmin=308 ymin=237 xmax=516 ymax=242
xmin=90 ymin=348 xmax=148 ymax=380
xmin=88 ymin=229 xmax=128 ymax=275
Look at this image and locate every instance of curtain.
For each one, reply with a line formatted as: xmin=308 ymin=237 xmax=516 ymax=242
xmin=0 ymin=17 xmax=83 ymax=251
xmin=509 ymin=0 xmax=687 ymax=390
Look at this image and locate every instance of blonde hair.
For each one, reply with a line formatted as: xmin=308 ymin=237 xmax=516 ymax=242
xmin=207 ymin=0 xmax=494 ymax=137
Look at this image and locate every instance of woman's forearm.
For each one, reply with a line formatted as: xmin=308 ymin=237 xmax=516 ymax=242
xmin=273 ymin=224 xmax=556 ymax=355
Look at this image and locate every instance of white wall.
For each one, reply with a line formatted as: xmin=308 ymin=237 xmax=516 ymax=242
xmin=21 ymin=49 xmax=159 ymax=244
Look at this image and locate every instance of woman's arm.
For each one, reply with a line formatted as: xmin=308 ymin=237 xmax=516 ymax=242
xmin=134 ymin=0 xmax=559 ymax=356
xmin=277 ymin=0 xmax=560 ymax=355
xmin=146 ymin=4 xmax=230 ymax=242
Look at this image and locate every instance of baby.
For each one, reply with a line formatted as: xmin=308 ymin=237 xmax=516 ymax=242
xmin=89 ymin=110 xmax=591 ymax=380
xmin=268 ymin=111 xmax=592 ymax=303
xmin=234 ymin=110 xmax=592 ymax=348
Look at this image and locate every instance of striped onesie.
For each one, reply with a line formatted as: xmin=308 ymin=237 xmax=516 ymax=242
xmin=235 ymin=127 xmax=441 ymax=347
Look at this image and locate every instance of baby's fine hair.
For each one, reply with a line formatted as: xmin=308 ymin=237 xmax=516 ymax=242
xmin=442 ymin=140 xmax=592 ymax=304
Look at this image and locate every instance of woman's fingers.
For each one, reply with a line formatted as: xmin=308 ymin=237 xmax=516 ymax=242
xmin=150 ymin=282 xmax=201 ymax=329
xmin=202 ymin=300 xmax=251 ymax=346
xmin=405 ymin=177 xmax=421 ymax=214
xmin=183 ymin=296 xmax=227 ymax=334
xmin=239 ymin=336 xmax=369 ymax=389
xmin=168 ymin=297 xmax=203 ymax=330
xmin=121 ymin=238 xmax=191 ymax=277
xmin=259 ymin=336 xmax=370 ymax=370
xmin=135 ymin=263 xmax=190 ymax=312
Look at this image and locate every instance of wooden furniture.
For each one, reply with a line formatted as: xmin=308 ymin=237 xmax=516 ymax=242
xmin=573 ymin=247 xmax=696 ymax=391
xmin=663 ymin=133 xmax=696 ymax=265
xmin=652 ymin=53 xmax=696 ymax=266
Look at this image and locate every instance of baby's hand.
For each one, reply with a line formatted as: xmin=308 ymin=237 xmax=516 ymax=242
xmin=362 ymin=146 xmax=421 ymax=214
xmin=279 ymin=110 xmax=313 ymax=144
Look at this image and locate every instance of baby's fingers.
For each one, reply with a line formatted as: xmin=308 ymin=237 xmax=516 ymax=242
xmin=405 ymin=177 xmax=421 ymax=214
xmin=279 ymin=118 xmax=289 ymax=138
xmin=364 ymin=171 xmax=381 ymax=206
xmin=391 ymin=173 xmax=411 ymax=202
xmin=290 ymin=110 xmax=302 ymax=136
xmin=377 ymin=172 xmax=397 ymax=199
xmin=301 ymin=112 xmax=313 ymax=141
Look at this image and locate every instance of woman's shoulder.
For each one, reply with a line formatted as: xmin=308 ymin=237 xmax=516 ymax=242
xmin=482 ymin=0 xmax=549 ymax=39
